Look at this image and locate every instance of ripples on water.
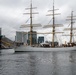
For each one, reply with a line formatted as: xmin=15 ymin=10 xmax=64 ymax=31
xmin=0 ymin=49 xmax=76 ymax=75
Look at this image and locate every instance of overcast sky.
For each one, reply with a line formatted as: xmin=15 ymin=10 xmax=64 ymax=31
xmin=0 ymin=0 xmax=76 ymax=43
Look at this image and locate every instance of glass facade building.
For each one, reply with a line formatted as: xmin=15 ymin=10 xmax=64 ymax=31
xmin=15 ymin=31 xmax=28 ymax=44
xmin=28 ymin=31 xmax=37 ymax=45
xmin=38 ymin=36 xmax=44 ymax=44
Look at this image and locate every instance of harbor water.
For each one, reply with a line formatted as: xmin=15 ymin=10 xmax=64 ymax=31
xmin=0 ymin=49 xmax=76 ymax=75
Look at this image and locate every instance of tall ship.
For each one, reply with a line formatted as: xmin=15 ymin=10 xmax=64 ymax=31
xmin=14 ymin=0 xmax=76 ymax=52
xmin=63 ymin=11 xmax=76 ymax=47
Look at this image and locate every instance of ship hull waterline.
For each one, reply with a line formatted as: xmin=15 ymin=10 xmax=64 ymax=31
xmin=14 ymin=46 xmax=76 ymax=52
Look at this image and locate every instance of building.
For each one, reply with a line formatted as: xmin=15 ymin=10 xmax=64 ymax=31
xmin=28 ymin=31 xmax=37 ymax=45
xmin=0 ymin=28 xmax=1 ymax=35
xmin=38 ymin=36 xmax=44 ymax=44
xmin=15 ymin=31 xmax=28 ymax=44
xmin=15 ymin=31 xmax=37 ymax=46
xmin=0 ymin=28 xmax=2 ymax=48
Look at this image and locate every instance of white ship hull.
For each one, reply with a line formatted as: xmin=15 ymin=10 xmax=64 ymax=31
xmin=14 ymin=46 xmax=76 ymax=52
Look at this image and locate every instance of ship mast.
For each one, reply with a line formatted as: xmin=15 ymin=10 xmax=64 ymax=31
xmin=70 ymin=11 xmax=73 ymax=43
xmin=21 ymin=0 xmax=40 ymax=46
xmin=44 ymin=0 xmax=63 ymax=47
xmin=52 ymin=0 xmax=55 ymax=47
xmin=21 ymin=0 xmax=63 ymax=47
xmin=64 ymin=11 xmax=76 ymax=44
xmin=30 ymin=0 xmax=33 ymax=46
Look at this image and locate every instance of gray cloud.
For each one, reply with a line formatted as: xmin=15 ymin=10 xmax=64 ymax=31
xmin=0 ymin=0 xmax=76 ymax=42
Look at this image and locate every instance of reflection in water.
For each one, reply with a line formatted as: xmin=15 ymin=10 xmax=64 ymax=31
xmin=52 ymin=52 xmax=58 ymax=75
xmin=0 ymin=49 xmax=76 ymax=75
xmin=69 ymin=51 xmax=76 ymax=75
xmin=28 ymin=53 xmax=38 ymax=75
xmin=69 ymin=51 xmax=73 ymax=62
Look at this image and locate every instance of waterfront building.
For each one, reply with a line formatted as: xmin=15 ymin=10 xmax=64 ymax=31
xmin=0 ymin=28 xmax=1 ymax=35
xmin=28 ymin=31 xmax=37 ymax=45
xmin=15 ymin=31 xmax=37 ymax=45
xmin=15 ymin=31 xmax=28 ymax=44
xmin=38 ymin=36 xmax=44 ymax=44
xmin=0 ymin=28 xmax=2 ymax=48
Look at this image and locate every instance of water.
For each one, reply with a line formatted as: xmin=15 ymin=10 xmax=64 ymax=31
xmin=0 ymin=49 xmax=76 ymax=75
